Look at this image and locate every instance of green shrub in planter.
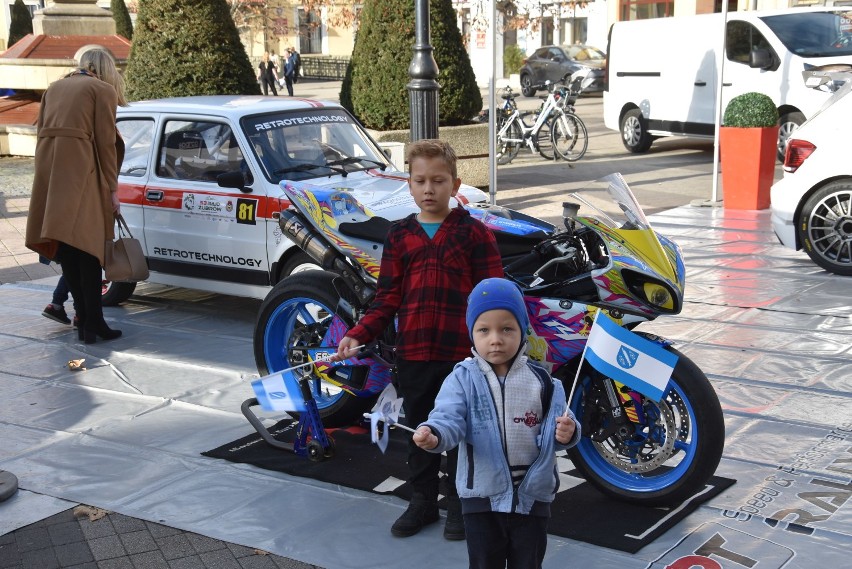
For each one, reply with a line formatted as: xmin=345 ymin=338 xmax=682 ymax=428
xmin=503 ymin=45 xmax=525 ymax=77
xmin=723 ymin=92 xmax=779 ymax=128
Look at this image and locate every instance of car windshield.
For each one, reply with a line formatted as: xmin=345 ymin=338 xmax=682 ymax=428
xmin=761 ymin=10 xmax=852 ymax=57
xmin=564 ymin=45 xmax=605 ymax=61
xmin=240 ymin=108 xmax=388 ymax=183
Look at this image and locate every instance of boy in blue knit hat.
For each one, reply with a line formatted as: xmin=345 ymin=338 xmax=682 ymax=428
xmin=413 ymin=277 xmax=580 ymax=569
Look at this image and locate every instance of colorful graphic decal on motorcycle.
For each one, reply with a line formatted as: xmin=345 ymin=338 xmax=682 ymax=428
xmin=525 ymin=298 xmax=595 ymax=370
xmin=283 ymin=183 xmax=383 ymax=278
xmin=311 ymin=315 xmax=392 ymax=397
xmin=181 ymin=193 xmax=258 ymax=225
xmin=467 ymin=209 xmax=552 ymax=235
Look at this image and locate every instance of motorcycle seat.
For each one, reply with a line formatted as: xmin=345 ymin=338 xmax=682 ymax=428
xmin=339 ymin=216 xmax=393 ymax=243
xmin=494 ymin=229 xmax=549 ymax=258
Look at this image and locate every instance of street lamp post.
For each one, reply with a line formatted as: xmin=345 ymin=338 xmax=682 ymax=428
xmin=407 ymin=0 xmax=440 ymax=141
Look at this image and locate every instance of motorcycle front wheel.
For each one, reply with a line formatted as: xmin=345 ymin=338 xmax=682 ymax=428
xmin=253 ymin=270 xmax=375 ymax=427
xmin=567 ymin=346 xmax=724 ymax=506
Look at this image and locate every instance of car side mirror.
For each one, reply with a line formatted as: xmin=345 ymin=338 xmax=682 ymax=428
xmin=749 ymin=48 xmax=772 ymax=70
xmin=217 ymin=170 xmax=252 ymax=193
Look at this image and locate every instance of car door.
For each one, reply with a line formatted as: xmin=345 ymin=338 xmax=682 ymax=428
xmin=116 ymin=116 xmax=157 ymax=252
xmin=142 ymin=117 xmax=270 ymax=288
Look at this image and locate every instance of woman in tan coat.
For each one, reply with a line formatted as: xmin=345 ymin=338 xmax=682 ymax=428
xmin=26 ymin=48 xmax=127 ymax=344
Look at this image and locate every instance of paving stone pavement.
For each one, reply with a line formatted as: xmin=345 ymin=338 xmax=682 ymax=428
xmin=0 ymin=507 xmax=316 ymax=569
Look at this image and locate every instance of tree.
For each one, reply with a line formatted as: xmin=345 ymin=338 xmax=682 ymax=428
xmin=7 ymin=0 xmax=33 ymax=48
xmin=125 ymin=0 xmax=260 ymax=100
xmin=341 ymin=0 xmax=482 ymax=130
xmin=111 ymin=0 xmax=134 ymax=40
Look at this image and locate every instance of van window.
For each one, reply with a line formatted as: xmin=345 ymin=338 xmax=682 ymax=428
xmin=726 ymin=21 xmax=775 ymax=66
xmin=761 ymin=10 xmax=852 ymax=57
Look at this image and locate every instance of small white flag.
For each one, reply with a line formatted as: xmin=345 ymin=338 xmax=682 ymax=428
xmin=368 ymin=383 xmax=405 ymax=453
xmin=251 ymin=369 xmax=308 ymax=412
xmin=584 ymin=313 xmax=678 ymax=401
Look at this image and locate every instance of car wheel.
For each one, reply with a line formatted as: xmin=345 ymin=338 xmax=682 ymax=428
xmin=620 ymin=108 xmax=653 ymax=153
xmin=521 ymin=74 xmax=536 ymax=98
xmin=797 ymin=180 xmax=852 ymax=276
xmin=278 ymin=250 xmax=321 ymax=282
xmin=777 ymin=111 xmax=805 ymax=163
xmin=101 ymin=280 xmax=136 ymax=306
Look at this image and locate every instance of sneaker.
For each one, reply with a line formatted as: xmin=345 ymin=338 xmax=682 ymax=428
xmin=42 ymin=304 xmax=71 ymax=325
xmin=391 ymin=494 xmax=439 ymax=537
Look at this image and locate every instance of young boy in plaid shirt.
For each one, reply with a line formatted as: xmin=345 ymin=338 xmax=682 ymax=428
xmin=335 ymin=139 xmax=503 ymax=540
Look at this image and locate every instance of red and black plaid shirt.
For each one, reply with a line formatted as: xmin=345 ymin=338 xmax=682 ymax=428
xmin=347 ymin=207 xmax=503 ymax=361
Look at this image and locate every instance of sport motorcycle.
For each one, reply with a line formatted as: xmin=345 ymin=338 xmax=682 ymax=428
xmin=252 ymin=173 xmax=725 ymax=506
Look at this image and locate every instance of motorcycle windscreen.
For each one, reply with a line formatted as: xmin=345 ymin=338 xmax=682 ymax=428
xmin=610 ymin=227 xmax=678 ymax=286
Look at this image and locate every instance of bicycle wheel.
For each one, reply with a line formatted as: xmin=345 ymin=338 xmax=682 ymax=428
xmin=535 ymin=118 xmax=555 ymax=160
xmin=552 ymin=112 xmax=589 ymax=162
xmin=497 ymin=118 xmax=522 ymax=165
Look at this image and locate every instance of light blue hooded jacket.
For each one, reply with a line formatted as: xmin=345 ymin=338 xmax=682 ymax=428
xmin=420 ymin=351 xmax=580 ymax=516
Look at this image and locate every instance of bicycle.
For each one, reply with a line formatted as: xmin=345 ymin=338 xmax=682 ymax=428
xmin=550 ymin=72 xmax=589 ymax=162
xmin=496 ymin=80 xmax=587 ymax=165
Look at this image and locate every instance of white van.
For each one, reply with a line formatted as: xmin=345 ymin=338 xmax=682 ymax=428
xmin=603 ymin=7 xmax=852 ymax=160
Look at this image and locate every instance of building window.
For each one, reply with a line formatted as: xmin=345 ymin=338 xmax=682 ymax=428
xmin=560 ymin=17 xmax=587 ymax=44
xmin=298 ymin=8 xmax=321 ymax=54
xmin=619 ymin=0 xmax=674 ymax=21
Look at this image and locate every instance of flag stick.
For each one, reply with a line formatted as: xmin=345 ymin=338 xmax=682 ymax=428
xmin=276 ymin=344 xmax=365 ymax=375
xmin=565 ymin=309 xmax=602 ymax=415
xmin=362 ymin=412 xmax=417 ymax=433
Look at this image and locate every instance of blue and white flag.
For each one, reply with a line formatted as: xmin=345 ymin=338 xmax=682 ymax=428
xmin=251 ymin=370 xmax=308 ymax=412
xmin=584 ymin=313 xmax=678 ymax=401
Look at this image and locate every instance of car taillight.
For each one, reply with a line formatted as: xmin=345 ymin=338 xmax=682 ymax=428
xmin=783 ymin=139 xmax=816 ymax=173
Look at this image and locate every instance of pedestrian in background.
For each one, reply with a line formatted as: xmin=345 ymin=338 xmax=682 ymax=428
xmin=282 ymin=47 xmax=298 ymax=96
xmin=25 ymin=47 xmax=126 ymax=344
xmin=257 ymin=51 xmax=278 ymax=96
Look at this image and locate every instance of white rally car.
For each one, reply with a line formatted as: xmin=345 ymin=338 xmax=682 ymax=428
xmin=111 ymin=96 xmax=488 ymax=304
xmin=770 ymin=68 xmax=852 ymax=276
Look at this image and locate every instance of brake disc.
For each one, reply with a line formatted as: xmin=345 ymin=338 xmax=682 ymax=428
xmin=592 ymin=398 xmax=677 ymax=473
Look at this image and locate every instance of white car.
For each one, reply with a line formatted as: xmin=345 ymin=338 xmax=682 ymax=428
xmin=110 ymin=96 xmax=488 ymax=304
xmin=770 ymin=70 xmax=852 ymax=276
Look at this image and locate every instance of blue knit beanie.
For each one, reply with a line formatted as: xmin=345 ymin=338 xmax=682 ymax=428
xmin=466 ymin=278 xmax=530 ymax=341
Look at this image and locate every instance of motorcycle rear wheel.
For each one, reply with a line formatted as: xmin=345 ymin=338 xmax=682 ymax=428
xmin=567 ymin=346 xmax=724 ymax=506
xmin=253 ymin=270 xmax=374 ymax=427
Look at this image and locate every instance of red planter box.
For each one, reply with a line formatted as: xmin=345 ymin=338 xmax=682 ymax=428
xmin=720 ymin=125 xmax=779 ymax=210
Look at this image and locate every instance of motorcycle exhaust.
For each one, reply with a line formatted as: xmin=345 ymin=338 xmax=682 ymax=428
xmin=278 ymin=208 xmax=376 ymax=304
xmin=279 ymin=208 xmax=340 ymax=270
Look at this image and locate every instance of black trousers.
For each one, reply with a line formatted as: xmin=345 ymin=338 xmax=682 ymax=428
xmin=395 ymin=359 xmax=458 ymax=500
xmin=465 ymin=512 xmax=548 ymax=569
xmin=283 ymin=74 xmax=294 ymax=96
xmin=261 ymin=77 xmax=277 ymax=96
xmin=57 ymin=242 xmax=105 ymax=334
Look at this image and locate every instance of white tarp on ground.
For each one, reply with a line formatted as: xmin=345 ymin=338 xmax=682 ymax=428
xmin=1 ymin=206 xmax=851 ymax=568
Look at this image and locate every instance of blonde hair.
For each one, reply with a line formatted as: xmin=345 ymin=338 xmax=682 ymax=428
xmin=406 ymin=139 xmax=458 ymax=179
xmin=79 ymin=48 xmax=127 ymax=107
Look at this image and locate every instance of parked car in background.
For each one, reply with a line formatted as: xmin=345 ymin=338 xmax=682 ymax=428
xmin=107 ymin=96 xmax=489 ymax=305
xmin=519 ymin=44 xmax=605 ymax=97
xmin=770 ymin=68 xmax=852 ymax=276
